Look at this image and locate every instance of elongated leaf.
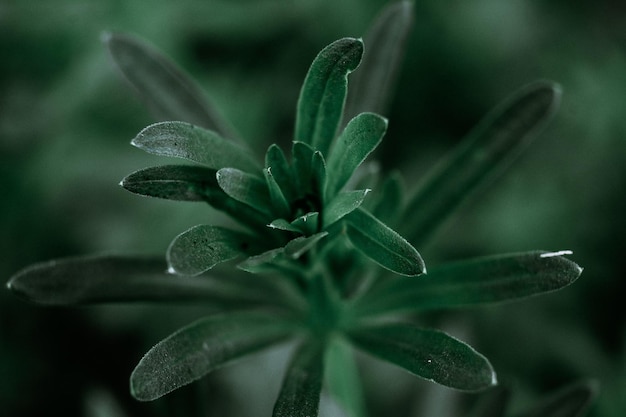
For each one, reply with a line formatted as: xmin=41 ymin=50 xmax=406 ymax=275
xmin=132 ymin=122 xmax=258 ymax=172
xmin=131 ymin=312 xmax=294 ymax=401
xmin=515 ymin=380 xmax=598 ymax=417
xmin=284 ymin=232 xmax=328 ymax=259
xmin=266 ymin=144 xmax=296 ymax=203
xmin=264 ymin=167 xmax=291 ymax=218
xmin=348 ymin=324 xmax=496 ymax=391
xmin=167 ymin=225 xmax=261 ymax=276
xmin=311 ymin=151 xmax=327 ymax=202
xmin=326 ymin=113 xmax=387 ymax=197
xmin=268 ymin=219 xmax=302 ymax=233
xmin=291 ymin=212 xmax=320 ymax=236
xmin=467 ymin=386 xmax=510 ymax=417
xmin=404 ymin=82 xmax=561 ymax=247
xmin=370 ymin=172 xmax=404 ymax=226
xmin=273 ymin=340 xmax=325 ymax=417
xmin=292 ymin=141 xmax=315 ymax=194
xmin=104 ymin=32 xmax=236 ymax=138
xmin=121 ymin=165 xmax=216 ymax=201
xmin=353 ymin=251 xmax=582 ymax=317
xmin=323 ymin=189 xmax=371 ymax=227
xmin=345 ymin=208 xmax=425 ymax=276
xmin=344 ymin=1 xmax=414 ymax=121
xmin=326 ymin=336 xmax=368 ymax=417
xmin=295 ymin=38 xmax=364 ymax=156
xmin=216 ymin=168 xmax=272 ymax=215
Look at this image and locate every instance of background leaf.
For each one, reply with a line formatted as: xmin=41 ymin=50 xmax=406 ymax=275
xmin=325 ymin=336 xmax=368 ymax=417
xmin=515 ymin=380 xmax=598 ymax=417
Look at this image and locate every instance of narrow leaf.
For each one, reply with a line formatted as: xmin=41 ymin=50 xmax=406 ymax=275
xmin=348 ymin=324 xmax=496 ymax=391
xmin=131 ymin=312 xmax=294 ymax=401
xmin=273 ymin=340 xmax=325 ymax=417
xmin=516 ymin=380 xmax=598 ymax=417
xmin=353 ymin=251 xmax=583 ymax=317
xmin=216 ymin=168 xmax=272 ymax=215
xmin=132 ymin=121 xmax=258 ymax=172
xmin=266 ymin=144 xmax=296 ymax=202
xmin=292 ymin=141 xmax=315 ymax=194
xmin=323 ymin=189 xmax=371 ymax=227
xmin=311 ymin=150 xmax=327 ymax=202
xmin=121 ymin=165 xmax=216 ymax=201
xmin=326 ymin=113 xmax=388 ymax=197
xmin=326 ymin=336 xmax=368 ymax=417
xmin=370 ymin=172 xmax=405 ymax=226
xmin=264 ymin=167 xmax=291 ymax=218
xmin=295 ymin=38 xmax=364 ymax=156
xmin=291 ymin=212 xmax=320 ymax=236
xmin=345 ymin=208 xmax=425 ymax=276
xmin=268 ymin=219 xmax=302 ymax=234
xmin=344 ymin=1 xmax=414 ymax=121
xmin=167 ymin=225 xmax=261 ymax=276
xmin=404 ymin=82 xmax=562 ymax=247
xmin=284 ymin=232 xmax=328 ymax=259
xmin=104 ymin=32 xmax=236 ymax=138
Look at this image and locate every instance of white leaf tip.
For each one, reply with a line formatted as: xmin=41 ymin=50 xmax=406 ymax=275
xmin=540 ymin=250 xmax=573 ymax=258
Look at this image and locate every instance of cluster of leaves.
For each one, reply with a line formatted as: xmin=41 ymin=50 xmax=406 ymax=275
xmin=7 ymin=3 xmax=589 ymax=417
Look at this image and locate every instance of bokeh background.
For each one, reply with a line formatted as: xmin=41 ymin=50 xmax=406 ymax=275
xmin=1 ymin=1 xmax=624 ymax=416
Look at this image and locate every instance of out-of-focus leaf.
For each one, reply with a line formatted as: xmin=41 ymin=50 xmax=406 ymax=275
xmin=284 ymin=232 xmax=328 ymax=259
xmin=291 ymin=212 xmax=320 ymax=237
xmin=323 ymin=189 xmax=371 ymax=227
xmin=326 ymin=336 xmax=368 ymax=417
xmin=345 ymin=208 xmax=425 ymax=276
xmin=348 ymin=324 xmax=496 ymax=392
xmin=104 ymin=32 xmax=237 ymax=139
xmin=344 ymin=1 xmax=414 ymax=121
xmin=216 ymin=168 xmax=272 ymax=215
xmin=121 ymin=165 xmax=215 ymax=201
xmin=265 ymin=144 xmax=296 ymax=203
xmin=515 ymin=380 xmax=598 ymax=417
xmin=264 ymin=167 xmax=291 ymax=218
xmin=292 ymin=141 xmax=315 ymax=193
xmin=370 ymin=172 xmax=404 ymax=226
xmin=353 ymin=251 xmax=583 ymax=317
xmin=132 ymin=122 xmax=258 ymax=172
xmin=326 ymin=113 xmax=387 ymax=197
xmin=273 ymin=340 xmax=325 ymax=417
xmin=131 ymin=312 xmax=294 ymax=401
xmin=403 ymin=82 xmax=562 ymax=247
xmin=467 ymin=386 xmax=510 ymax=417
xmin=295 ymin=38 xmax=364 ymax=156
xmin=167 ymin=225 xmax=262 ymax=276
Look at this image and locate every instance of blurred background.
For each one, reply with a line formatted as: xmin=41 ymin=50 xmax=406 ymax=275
xmin=1 ymin=0 xmax=624 ymax=416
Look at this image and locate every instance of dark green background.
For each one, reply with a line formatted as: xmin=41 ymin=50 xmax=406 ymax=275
xmin=1 ymin=1 xmax=624 ymax=416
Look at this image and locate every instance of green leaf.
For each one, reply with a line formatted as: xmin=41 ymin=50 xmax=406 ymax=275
xmin=216 ymin=168 xmax=272 ymax=215
xmin=132 ymin=121 xmax=259 ymax=172
xmin=131 ymin=312 xmax=294 ymax=401
xmin=326 ymin=113 xmax=388 ymax=197
xmin=284 ymin=232 xmax=328 ymax=259
xmin=353 ymin=251 xmax=583 ymax=317
xmin=403 ymin=81 xmax=562 ymax=247
xmin=268 ymin=219 xmax=303 ymax=234
xmin=323 ymin=189 xmax=371 ymax=227
xmin=121 ymin=165 xmax=216 ymax=201
xmin=467 ymin=386 xmax=510 ymax=417
xmin=295 ymin=38 xmax=364 ymax=156
xmin=292 ymin=141 xmax=315 ymax=194
xmin=345 ymin=208 xmax=425 ymax=276
xmin=370 ymin=172 xmax=405 ymax=226
xmin=348 ymin=323 xmax=496 ymax=392
xmin=266 ymin=144 xmax=296 ymax=202
xmin=326 ymin=336 xmax=368 ymax=417
xmin=291 ymin=212 xmax=320 ymax=236
xmin=264 ymin=167 xmax=291 ymax=218
xmin=104 ymin=32 xmax=237 ymax=139
xmin=515 ymin=380 xmax=598 ymax=417
xmin=167 ymin=225 xmax=261 ymax=276
xmin=344 ymin=1 xmax=414 ymax=121
xmin=311 ymin=151 xmax=327 ymax=202
xmin=273 ymin=340 xmax=325 ymax=417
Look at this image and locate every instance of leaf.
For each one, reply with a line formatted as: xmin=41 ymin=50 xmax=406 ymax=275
xmin=295 ymin=38 xmax=364 ymax=156
xmin=323 ymin=189 xmax=371 ymax=227
xmin=311 ymin=151 xmax=327 ymax=202
xmin=132 ymin=121 xmax=258 ymax=172
xmin=467 ymin=386 xmax=510 ymax=417
xmin=403 ymin=81 xmax=562 ymax=247
xmin=131 ymin=312 xmax=294 ymax=401
xmin=353 ymin=251 xmax=583 ymax=318
xmin=515 ymin=380 xmax=598 ymax=417
xmin=266 ymin=144 xmax=296 ymax=203
xmin=345 ymin=208 xmax=425 ymax=276
xmin=273 ymin=340 xmax=325 ymax=417
xmin=325 ymin=336 xmax=368 ymax=417
xmin=264 ymin=167 xmax=291 ymax=218
xmin=369 ymin=172 xmax=405 ymax=226
xmin=284 ymin=232 xmax=328 ymax=259
xmin=121 ymin=165 xmax=216 ymax=201
xmin=104 ymin=32 xmax=236 ymax=139
xmin=291 ymin=212 xmax=320 ymax=236
xmin=344 ymin=1 xmax=414 ymax=121
xmin=268 ymin=219 xmax=303 ymax=234
xmin=292 ymin=141 xmax=315 ymax=194
xmin=326 ymin=113 xmax=388 ymax=197
xmin=348 ymin=323 xmax=496 ymax=392
xmin=167 ymin=225 xmax=261 ymax=276
xmin=216 ymin=168 xmax=272 ymax=215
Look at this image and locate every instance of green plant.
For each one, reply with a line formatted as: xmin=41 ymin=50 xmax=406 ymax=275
xmin=7 ymin=3 xmax=588 ymax=417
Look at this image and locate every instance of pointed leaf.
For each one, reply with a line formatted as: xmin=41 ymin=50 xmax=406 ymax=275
xmin=354 ymin=251 xmax=583 ymax=317
xmin=104 ymin=32 xmax=236 ymax=138
xmin=266 ymin=144 xmax=296 ymax=203
xmin=291 ymin=212 xmax=320 ymax=236
xmin=284 ymin=232 xmax=328 ymax=259
xmin=132 ymin=122 xmax=258 ymax=172
xmin=216 ymin=168 xmax=272 ymax=215
xmin=268 ymin=219 xmax=303 ymax=234
xmin=121 ymin=165 xmax=216 ymax=201
xmin=326 ymin=336 xmax=368 ymax=417
xmin=323 ymin=189 xmax=371 ymax=227
xmin=516 ymin=380 xmax=598 ymax=417
xmin=348 ymin=324 xmax=496 ymax=392
xmin=326 ymin=113 xmax=387 ymax=197
xmin=167 ymin=225 xmax=261 ymax=276
xmin=131 ymin=312 xmax=294 ymax=401
xmin=237 ymin=248 xmax=285 ymax=273
xmin=404 ymin=82 xmax=562 ymax=247
xmin=344 ymin=1 xmax=414 ymax=121
xmin=292 ymin=141 xmax=315 ymax=194
xmin=264 ymin=168 xmax=291 ymax=218
xmin=273 ymin=340 xmax=325 ymax=417
xmin=345 ymin=208 xmax=425 ymax=276
xmin=295 ymin=38 xmax=364 ymax=156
